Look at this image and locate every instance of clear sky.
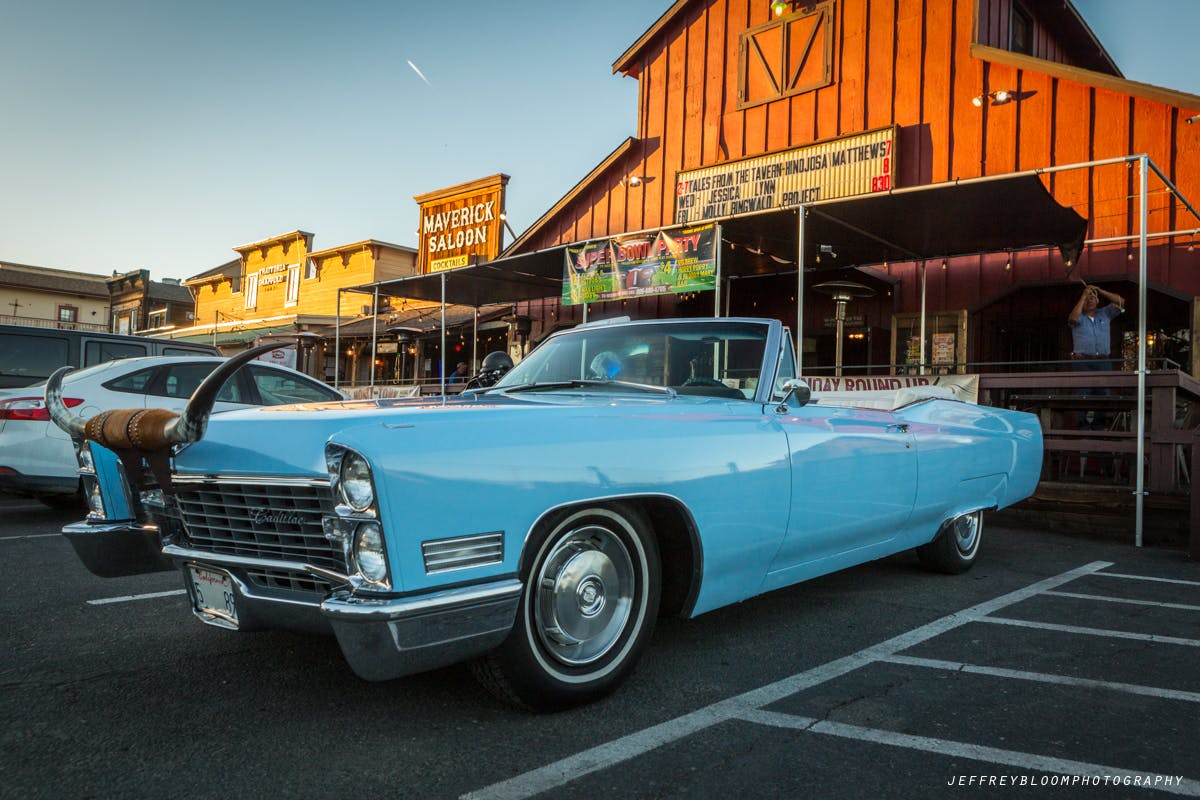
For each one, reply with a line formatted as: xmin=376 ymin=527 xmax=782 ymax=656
xmin=1 ymin=1 xmax=1196 ymax=284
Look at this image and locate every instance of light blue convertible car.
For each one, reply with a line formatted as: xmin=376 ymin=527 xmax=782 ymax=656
xmin=48 ymin=317 xmax=1041 ymax=710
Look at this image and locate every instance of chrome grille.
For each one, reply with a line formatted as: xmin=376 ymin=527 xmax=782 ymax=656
xmin=247 ymin=569 xmax=335 ymax=595
xmin=175 ymin=480 xmax=345 ymax=573
xmin=422 ymin=531 xmax=504 ymax=574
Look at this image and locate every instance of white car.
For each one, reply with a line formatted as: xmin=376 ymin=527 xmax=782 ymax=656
xmin=0 ymin=356 xmax=345 ymax=508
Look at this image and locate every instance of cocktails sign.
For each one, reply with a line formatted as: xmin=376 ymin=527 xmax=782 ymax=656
xmin=562 ymin=224 xmax=717 ymax=306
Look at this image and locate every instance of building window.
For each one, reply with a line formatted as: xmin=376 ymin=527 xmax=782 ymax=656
xmin=57 ymin=305 xmax=78 ymax=325
xmin=305 ymin=258 xmax=318 ymax=279
xmin=738 ymin=1 xmax=833 ymax=109
xmin=285 ymin=264 xmax=301 ymax=306
xmin=244 ymin=274 xmax=259 ymax=309
xmin=1010 ymin=3 xmax=1033 ymax=55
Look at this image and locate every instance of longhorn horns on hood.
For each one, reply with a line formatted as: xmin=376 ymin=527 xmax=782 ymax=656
xmin=44 ymin=342 xmax=291 ymax=448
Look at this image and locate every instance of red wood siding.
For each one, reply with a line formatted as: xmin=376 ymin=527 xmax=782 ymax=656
xmin=518 ymin=0 xmax=1200 ymax=317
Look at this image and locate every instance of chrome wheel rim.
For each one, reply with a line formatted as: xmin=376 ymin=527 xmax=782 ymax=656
xmin=953 ymin=512 xmax=981 ymax=556
xmin=534 ymin=524 xmax=635 ymax=666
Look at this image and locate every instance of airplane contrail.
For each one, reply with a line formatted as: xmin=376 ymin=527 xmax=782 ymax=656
xmin=407 ymin=60 xmax=432 ymax=87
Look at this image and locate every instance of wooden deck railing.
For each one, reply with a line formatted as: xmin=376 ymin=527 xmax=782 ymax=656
xmin=979 ymin=369 xmax=1199 ymax=554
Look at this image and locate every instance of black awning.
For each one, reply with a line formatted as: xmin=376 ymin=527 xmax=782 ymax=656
xmin=353 ymin=248 xmax=568 ymax=307
xmin=353 ymin=173 xmax=1087 ymax=305
xmin=722 ymin=173 xmax=1087 ymax=276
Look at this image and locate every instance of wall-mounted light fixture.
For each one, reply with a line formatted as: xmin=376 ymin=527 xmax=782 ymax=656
xmin=621 ymin=175 xmax=646 ymax=187
xmin=972 ymin=89 xmax=1014 ymax=107
xmin=770 ymin=0 xmax=794 ymax=16
xmin=1186 ymin=113 xmax=1200 ymax=125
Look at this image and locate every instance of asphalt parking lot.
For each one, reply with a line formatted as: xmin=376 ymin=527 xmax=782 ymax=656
xmin=2 ymin=497 xmax=1197 ymax=799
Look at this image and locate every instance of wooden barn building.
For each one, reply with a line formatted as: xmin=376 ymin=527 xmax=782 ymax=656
xmin=366 ymin=0 xmax=1200 ymax=542
xmin=499 ymin=0 xmax=1199 ymax=376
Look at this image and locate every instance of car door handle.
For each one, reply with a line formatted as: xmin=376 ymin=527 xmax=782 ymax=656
xmin=886 ymin=423 xmax=909 ymax=434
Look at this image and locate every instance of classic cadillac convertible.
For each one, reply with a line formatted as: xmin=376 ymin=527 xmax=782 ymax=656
xmin=48 ymin=317 xmax=1041 ymax=710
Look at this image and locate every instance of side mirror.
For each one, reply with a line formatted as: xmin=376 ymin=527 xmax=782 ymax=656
xmin=776 ymin=378 xmax=811 ymax=411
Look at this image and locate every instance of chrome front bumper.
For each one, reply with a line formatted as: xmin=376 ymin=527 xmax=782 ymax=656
xmin=323 ymin=580 xmax=523 ymax=681
xmin=62 ymin=520 xmax=173 ymax=578
xmin=61 ymin=521 xmax=522 ymax=681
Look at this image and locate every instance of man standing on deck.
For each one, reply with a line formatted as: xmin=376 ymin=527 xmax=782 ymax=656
xmin=1068 ymin=284 xmax=1125 ymax=430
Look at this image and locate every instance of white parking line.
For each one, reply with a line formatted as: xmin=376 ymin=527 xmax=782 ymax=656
xmin=0 ymin=533 xmax=61 ymax=541
xmin=461 ymin=561 xmax=1113 ymax=800
xmin=1097 ymin=573 xmax=1200 ymax=588
xmin=980 ymin=617 xmax=1200 ymax=647
xmin=740 ymin=709 xmax=1200 ymax=797
xmin=883 ymin=654 xmax=1200 ymax=703
xmin=1045 ymin=590 xmax=1200 ymax=613
xmin=87 ymin=590 xmax=186 ymax=606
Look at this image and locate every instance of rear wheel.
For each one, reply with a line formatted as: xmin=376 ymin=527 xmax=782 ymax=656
xmin=917 ymin=511 xmax=983 ymax=574
xmin=472 ymin=503 xmax=660 ymax=711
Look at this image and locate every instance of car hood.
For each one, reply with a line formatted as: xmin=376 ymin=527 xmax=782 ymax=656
xmin=172 ymin=390 xmax=744 ymax=479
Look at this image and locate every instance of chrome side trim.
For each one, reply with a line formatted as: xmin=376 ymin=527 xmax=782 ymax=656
xmin=421 ymin=531 xmax=504 ymax=574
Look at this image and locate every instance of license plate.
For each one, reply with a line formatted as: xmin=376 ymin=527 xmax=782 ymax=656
xmin=187 ymin=564 xmax=239 ymax=627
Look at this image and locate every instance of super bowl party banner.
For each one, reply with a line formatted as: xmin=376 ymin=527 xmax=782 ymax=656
xmin=562 ymin=224 xmax=717 ymax=306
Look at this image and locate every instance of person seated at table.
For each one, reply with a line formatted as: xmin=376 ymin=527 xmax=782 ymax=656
xmin=1068 ymin=284 xmax=1124 ymax=430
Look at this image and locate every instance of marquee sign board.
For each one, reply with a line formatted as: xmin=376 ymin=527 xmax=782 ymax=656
xmin=674 ymin=127 xmax=897 ymax=224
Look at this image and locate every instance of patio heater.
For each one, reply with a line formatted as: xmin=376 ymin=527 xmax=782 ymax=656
xmin=813 ymin=280 xmax=875 ymax=377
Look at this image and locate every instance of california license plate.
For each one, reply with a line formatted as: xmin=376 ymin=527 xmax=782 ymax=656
xmin=187 ymin=564 xmax=239 ymax=627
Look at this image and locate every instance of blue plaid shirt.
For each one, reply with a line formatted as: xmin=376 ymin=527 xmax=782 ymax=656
xmin=1070 ymin=304 xmax=1122 ymax=356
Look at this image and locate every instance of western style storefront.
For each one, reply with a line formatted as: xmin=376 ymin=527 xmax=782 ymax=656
xmin=358 ymin=0 xmax=1200 ymax=545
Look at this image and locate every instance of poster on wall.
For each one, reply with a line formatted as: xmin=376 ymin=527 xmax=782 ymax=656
xmin=562 ymin=224 xmax=717 ymax=306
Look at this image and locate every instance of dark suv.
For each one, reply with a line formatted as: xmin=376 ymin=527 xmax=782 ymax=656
xmin=0 ymin=324 xmax=219 ymax=389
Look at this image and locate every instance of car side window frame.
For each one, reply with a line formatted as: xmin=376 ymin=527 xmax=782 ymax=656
xmin=102 ymin=366 xmax=160 ymax=396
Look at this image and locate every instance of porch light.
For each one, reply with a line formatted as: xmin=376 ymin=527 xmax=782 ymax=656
xmin=973 ymin=90 xmax=1016 ymax=107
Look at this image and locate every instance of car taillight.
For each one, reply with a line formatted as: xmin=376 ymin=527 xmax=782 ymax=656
xmin=0 ymin=397 xmax=84 ymax=421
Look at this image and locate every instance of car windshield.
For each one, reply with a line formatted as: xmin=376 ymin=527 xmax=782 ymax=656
xmin=492 ymin=320 xmax=771 ymax=399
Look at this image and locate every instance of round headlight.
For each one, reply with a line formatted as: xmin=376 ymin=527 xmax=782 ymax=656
xmin=338 ymin=452 xmax=375 ymax=511
xmin=354 ymin=522 xmax=388 ymax=584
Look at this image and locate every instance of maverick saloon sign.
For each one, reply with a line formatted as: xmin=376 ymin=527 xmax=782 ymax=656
xmin=415 ymin=174 xmax=509 ymax=273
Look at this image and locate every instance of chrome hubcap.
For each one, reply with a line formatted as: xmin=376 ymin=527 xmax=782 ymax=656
xmin=953 ymin=512 xmax=981 ymax=555
xmin=534 ymin=525 xmax=634 ymax=666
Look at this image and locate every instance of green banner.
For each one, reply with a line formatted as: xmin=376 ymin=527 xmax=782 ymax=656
xmin=562 ymin=224 xmax=717 ymax=306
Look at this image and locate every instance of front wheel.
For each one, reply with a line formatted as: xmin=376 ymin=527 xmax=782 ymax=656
xmin=916 ymin=511 xmax=983 ymax=574
xmin=472 ymin=503 xmax=660 ymax=711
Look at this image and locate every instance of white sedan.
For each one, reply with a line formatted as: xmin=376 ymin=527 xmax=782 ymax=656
xmin=0 ymin=356 xmax=344 ymax=507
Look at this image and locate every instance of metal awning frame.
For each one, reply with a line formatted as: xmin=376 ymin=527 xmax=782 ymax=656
xmin=336 ymin=155 xmax=1199 ymax=547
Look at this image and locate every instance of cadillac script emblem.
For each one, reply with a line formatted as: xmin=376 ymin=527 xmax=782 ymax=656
xmin=249 ymin=507 xmax=306 ymax=527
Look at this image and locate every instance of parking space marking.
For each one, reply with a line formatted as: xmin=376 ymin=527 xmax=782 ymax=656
xmin=87 ymin=589 xmax=186 ymax=606
xmin=882 ymin=654 xmax=1200 ymax=703
xmin=739 ymin=709 xmax=1200 ymax=797
xmin=461 ymin=561 xmax=1113 ymax=800
xmin=1097 ymin=573 xmax=1200 ymax=588
xmin=1044 ymin=590 xmax=1200 ymax=612
xmin=980 ymin=616 xmax=1200 ymax=647
xmin=0 ymin=533 xmax=61 ymax=541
